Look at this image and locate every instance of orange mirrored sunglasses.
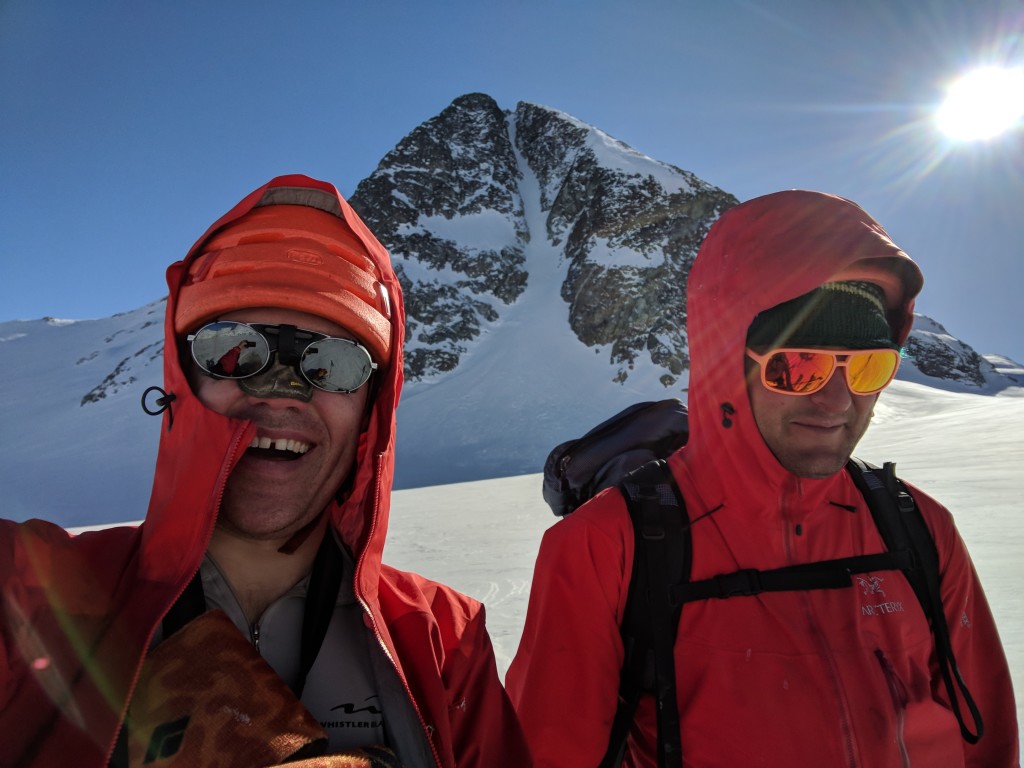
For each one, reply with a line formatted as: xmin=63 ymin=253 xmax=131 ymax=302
xmin=745 ymin=347 xmax=901 ymax=396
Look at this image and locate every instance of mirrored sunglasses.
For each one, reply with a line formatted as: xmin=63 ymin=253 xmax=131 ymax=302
xmin=187 ymin=321 xmax=378 ymax=394
xmin=745 ymin=347 xmax=901 ymax=396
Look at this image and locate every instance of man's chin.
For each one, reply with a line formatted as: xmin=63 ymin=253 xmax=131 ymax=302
xmin=779 ymin=450 xmax=849 ymax=479
xmin=215 ymin=504 xmax=322 ymax=544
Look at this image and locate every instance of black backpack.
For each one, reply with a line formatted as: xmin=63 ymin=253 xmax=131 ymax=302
xmin=542 ymin=399 xmax=984 ymax=768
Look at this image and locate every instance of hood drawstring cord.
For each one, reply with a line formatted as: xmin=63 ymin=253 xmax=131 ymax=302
xmin=141 ymin=386 xmax=177 ymax=430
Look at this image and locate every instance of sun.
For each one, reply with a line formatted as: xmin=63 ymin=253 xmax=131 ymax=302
xmin=936 ymin=66 xmax=1024 ymax=141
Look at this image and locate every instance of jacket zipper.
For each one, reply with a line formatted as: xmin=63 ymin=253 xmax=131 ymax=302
xmin=251 ymin=622 xmax=261 ymax=653
xmin=875 ymin=649 xmax=911 ymax=768
xmin=355 ymin=451 xmax=442 ymax=768
xmin=783 ymin=479 xmax=859 ymax=768
xmin=101 ymin=423 xmax=252 ymax=766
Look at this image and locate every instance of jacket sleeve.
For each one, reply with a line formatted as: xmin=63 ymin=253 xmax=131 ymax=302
xmin=443 ymin=605 xmax=533 ymax=767
xmin=506 ymin=490 xmax=633 ymax=767
xmin=0 ymin=522 xmax=14 ymax=711
xmin=911 ymin=483 xmax=1020 ymax=766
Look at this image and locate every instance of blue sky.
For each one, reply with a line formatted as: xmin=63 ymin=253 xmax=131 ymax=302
xmin=2 ymin=0 xmax=1022 ymax=361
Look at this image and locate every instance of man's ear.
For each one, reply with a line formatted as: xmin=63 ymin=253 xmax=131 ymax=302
xmin=743 ymin=356 xmax=761 ymax=399
xmin=360 ymin=376 xmax=382 ymax=432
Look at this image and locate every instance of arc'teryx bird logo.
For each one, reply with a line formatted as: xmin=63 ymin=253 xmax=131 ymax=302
xmin=856 ymin=575 xmax=886 ymax=597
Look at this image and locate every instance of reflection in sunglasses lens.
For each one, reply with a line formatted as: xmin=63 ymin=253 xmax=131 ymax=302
xmin=765 ymin=351 xmax=834 ymax=394
xmin=302 ymin=338 xmax=374 ymax=392
xmin=192 ymin=323 xmax=270 ymax=377
xmin=848 ymin=351 xmax=898 ymax=393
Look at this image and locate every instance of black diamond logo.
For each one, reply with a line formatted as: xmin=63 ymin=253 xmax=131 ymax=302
xmin=143 ymin=715 xmax=190 ymax=763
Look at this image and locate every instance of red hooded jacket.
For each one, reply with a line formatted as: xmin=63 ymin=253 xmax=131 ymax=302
xmin=506 ymin=191 xmax=1018 ymax=767
xmin=0 ymin=175 xmax=530 ymax=767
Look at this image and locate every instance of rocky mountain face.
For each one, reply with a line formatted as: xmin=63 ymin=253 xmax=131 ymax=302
xmin=350 ymin=93 xmax=737 ymax=388
xmin=350 ymin=93 xmax=530 ymax=380
xmin=901 ymin=314 xmax=1017 ymax=389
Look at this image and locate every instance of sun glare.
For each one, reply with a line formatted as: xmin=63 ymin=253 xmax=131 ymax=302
xmin=936 ymin=66 xmax=1024 ymax=141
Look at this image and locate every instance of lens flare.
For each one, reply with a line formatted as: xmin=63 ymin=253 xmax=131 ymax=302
xmin=937 ymin=66 xmax=1024 ymax=141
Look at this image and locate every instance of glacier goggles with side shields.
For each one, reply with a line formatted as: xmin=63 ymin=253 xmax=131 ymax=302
xmin=187 ymin=321 xmax=378 ymax=394
xmin=745 ymin=347 xmax=901 ymax=396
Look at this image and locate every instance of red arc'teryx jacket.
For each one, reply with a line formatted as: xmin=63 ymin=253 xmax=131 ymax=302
xmin=506 ymin=190 xmax=1019 ymax=767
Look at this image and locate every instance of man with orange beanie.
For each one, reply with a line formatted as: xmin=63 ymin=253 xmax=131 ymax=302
xmin=0 ymin=175 xmax=531 ymax=767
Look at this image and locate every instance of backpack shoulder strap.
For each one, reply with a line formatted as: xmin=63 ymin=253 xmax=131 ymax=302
xmin=161 ymin=569 xmax=206 ymax=638
xmin=600 ymin=459 xmax=687 ymax=768
xmin=846 ymin=457 xmax=984 ymax=744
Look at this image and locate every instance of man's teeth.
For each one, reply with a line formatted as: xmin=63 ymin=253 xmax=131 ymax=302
xmin=249 ymin=436 xmax=310 ymax=454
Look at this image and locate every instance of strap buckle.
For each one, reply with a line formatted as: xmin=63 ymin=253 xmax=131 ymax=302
xmin=714 ymin=568 xmax=764 ymax=597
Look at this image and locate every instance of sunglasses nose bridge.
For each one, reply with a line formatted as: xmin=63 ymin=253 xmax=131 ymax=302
xmin=832 ymin=355 xmax=858 ymax=392
xmin=270 ymin=324 xmax=303 ymax=367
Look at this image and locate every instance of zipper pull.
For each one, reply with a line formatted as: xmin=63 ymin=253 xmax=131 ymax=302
xmin=250 ymin=622 xmax=261 ymax=653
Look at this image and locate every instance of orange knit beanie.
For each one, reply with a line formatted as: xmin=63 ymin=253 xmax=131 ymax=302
xmin=174 ymin=203 xmax=392 ymax=366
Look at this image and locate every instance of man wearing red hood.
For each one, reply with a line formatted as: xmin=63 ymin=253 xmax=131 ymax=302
xmin=507 ymin=191 xmax=1018 ymax=766
xmin=0 ymin=175 xmax=531 ymax=767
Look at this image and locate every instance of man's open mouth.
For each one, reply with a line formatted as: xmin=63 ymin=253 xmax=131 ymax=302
xmin=246 ymin=435 xmax=311 ymax=460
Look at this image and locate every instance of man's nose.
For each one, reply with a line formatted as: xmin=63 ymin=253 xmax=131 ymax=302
xmin=239 ymin=361 xmax=313 ymax=402
xmin=808 ymin=367 xmax=854 ymax=411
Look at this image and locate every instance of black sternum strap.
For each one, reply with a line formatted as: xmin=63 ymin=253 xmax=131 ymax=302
xmin=670 ymin=549 xmax=915 ymax=605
